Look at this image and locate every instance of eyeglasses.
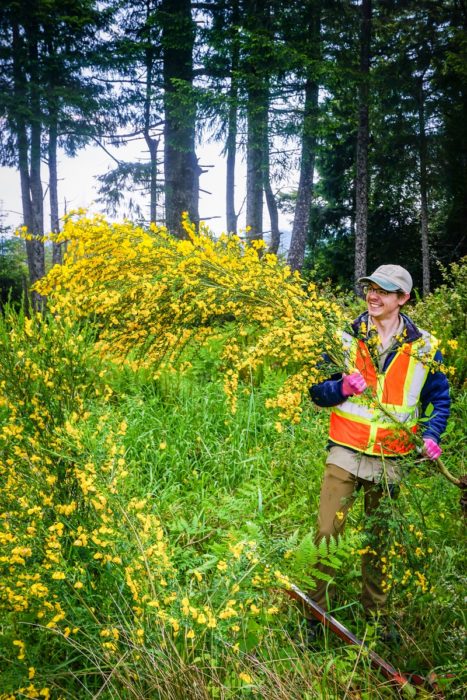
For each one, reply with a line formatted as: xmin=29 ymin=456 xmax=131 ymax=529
xmin=362 ymin=284 xmax=396 ymax=297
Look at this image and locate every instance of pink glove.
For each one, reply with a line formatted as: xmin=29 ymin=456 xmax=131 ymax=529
xmin=341 ymin=372 xmax=367 ymax=397
xmin=423 ymin=438 xmax=442 ymax=460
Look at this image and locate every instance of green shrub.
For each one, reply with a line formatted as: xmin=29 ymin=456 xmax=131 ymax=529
xmin=411 ymin=257 xmax=466 ymax=389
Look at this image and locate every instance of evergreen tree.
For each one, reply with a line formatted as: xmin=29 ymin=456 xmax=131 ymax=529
xmin=0 ymin=0 xmax=113 ymax=298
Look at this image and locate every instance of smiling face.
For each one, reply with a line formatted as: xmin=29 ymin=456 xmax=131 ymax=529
xmin=365 ymin=285 xmax=410 ymax=322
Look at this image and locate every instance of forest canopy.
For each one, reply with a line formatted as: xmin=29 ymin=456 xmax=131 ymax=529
xmin=0 ymin=0 xmax=465 ymax=296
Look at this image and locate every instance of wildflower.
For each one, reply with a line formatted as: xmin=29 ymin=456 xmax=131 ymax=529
xmin=159 ymin=441 xmax=167 ymax=450
xmin=239 ymin=672 xmax=252 ymax=683
xmin=228 ymin=542 xmax=244 ymax=559
xmin=13 ymin=640 xmax=25 ymax=660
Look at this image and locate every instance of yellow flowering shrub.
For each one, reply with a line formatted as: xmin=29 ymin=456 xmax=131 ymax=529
xmin=5 ymin=215 xmax=461 ymax=696
xmin=34 ymin=211 xmax=345 ymax=424
xmin=0 ymin=308 xmax=300 ymax=696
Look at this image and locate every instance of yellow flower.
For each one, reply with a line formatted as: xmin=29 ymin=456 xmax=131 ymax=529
xmin=13 ymin=640 xmax=25 ymax=660
xmin=336 ymin=511 xmax=344 ymax=521
xmin=159 ymin=441 xmax=167 ymax=450
xmin=239 ymin=672 xmax=252 ymax=683
xmin=51 ymin=571 xmax=66 ymax=580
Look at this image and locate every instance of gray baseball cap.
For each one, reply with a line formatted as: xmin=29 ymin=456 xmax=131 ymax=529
xmin=358 ymin=264 xmax=413 ymax=293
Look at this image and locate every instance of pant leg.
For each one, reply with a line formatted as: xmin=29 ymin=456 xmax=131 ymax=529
xmin=360 ymin=481 xmax=398 ymax=613
xmin=307 ymin=463 xmax=358 ymax=611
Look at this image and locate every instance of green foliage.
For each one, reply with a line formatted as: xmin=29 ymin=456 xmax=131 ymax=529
xmin=96 ymin=161 xmax=163 ymax=220
xmin=286 ymin=531 xmax=358 ymax=591
xmin=411 ymin=257 xmax=467 ymax=387
xmin=0 ymin=235 xmax=27 ymax=308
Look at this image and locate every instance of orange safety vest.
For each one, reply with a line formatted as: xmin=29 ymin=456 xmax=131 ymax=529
xmin=329 ymin=330 xmax=438 ymax=456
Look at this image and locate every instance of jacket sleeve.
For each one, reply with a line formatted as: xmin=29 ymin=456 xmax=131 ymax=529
xmin=419 ymin=350 xmax=451 ymax=443
xmin=309 ymin=371 xmax=347 ymax=407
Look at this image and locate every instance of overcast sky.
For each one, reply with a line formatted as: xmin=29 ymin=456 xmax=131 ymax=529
xmin=0 ymin=138 xmax=293 ymax=248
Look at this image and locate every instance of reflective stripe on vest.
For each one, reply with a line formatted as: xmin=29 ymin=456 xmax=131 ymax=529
xmin=329 ymin=330 xmax=438 ymax=456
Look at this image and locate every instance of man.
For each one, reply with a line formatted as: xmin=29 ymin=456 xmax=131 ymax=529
xmin=307 ymin=264 xmax=450 ymax=640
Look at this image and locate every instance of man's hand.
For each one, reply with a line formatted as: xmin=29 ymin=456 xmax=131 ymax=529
xmin=341 ymin=372 xmax=367 ymax=397
xmin=423 ymin=437 xmax=442 ymax=460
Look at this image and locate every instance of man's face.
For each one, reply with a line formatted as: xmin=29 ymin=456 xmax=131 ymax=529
xmin=365 ymin=284 xmax=410 ymax=321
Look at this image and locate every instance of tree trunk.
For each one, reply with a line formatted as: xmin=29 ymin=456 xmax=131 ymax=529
xmin=145 ymin=130 xmax=159 ymax=225
xmin=13 ymin=20 xmax=45 ymax=304
xmin=28 ymin=24 xmax=45 ymax=289
xmin=13 ymin=24 xmax=33 ymax=235
xmin=417 ymin=77 xmax=430 ymax=296
xmin=288 ymin=2 xmax=320 ymax=272
xmin=264 ymin=127 xmax=280 ymax=254
xmin=226 ymin=84 xmax=238 ymax=235
xmin=245 ymin=81 xmax=268 ymax=242
xmin=48 ymin=115 xmax=62 ymax=266
xmin=354 ymin=0 xmax=371 ymax=292
xmin=144 ymin=0 xmax=159 ymax=224
xmin=287 ymin=80 xmax=318 ymax=271
xmin=243 ymin=0 xmax=271 ymax=244
xmin=161 ymin=0 xmax=199 ymax=238
xmin=225 ymin=0 xmax=240 ymax=235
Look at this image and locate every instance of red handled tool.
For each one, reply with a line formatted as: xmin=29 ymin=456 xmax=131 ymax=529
xmin=284 ymin=583 xmax=446 ymax=698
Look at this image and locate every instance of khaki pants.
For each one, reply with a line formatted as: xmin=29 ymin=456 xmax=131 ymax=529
xmin=308 ymin=463 xmax=397 ymax=614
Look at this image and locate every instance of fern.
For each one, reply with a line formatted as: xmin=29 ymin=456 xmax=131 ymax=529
xmin=284 ymin=531 xmax=360 ymax=590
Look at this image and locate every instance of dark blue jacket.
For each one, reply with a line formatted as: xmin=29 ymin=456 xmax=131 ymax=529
xmin=309 ymin=311 xmax=451 ymax=446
